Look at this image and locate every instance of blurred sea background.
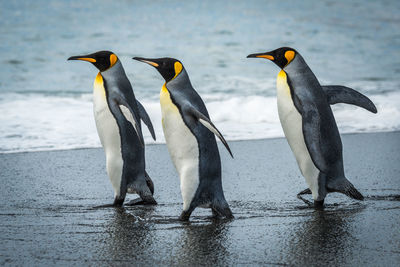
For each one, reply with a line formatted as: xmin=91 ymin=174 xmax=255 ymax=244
xmin=0 ymin=0 xmax=399 ymax=153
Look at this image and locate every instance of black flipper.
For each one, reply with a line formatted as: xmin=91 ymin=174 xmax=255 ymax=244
xmin=183 ymin=104 xmax=233 ymax=158
xmin=322 ymin=85 xmax=377 ymax=113
xmin=111 ymin=95 xmax=144 ymax=146
xmin=136 ymin=100 xmax=156 ymax=141
xmin=327 ymin=177 xmax=364 ymax=200
xmin=301 ymin=105 xmax=330 ymax=174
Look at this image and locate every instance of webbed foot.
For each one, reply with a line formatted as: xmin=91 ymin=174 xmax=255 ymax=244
xmin=125 ymin=197 xmax=157 ymax=206
xmin=297 ymin=188 xmax=313 ymax=207
xmin=93 ymin=196 xmax=124 ymax=208
xmin=179 ymin=210 xmax=193 ymax=221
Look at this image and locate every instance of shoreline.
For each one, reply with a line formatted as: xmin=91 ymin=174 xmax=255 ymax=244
xmin=2 ymin=130 xmax=399 ymax=155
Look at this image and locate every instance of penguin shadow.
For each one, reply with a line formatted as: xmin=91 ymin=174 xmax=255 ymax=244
xmin=293 ymin=193 xmax=368 ymax=212
xmin=227 ymin=200 xmax=284 ymax=219
xmin=225 ymin=199 xmax=364 ymax=220
xmin=172 ymin=220 xmax=231 ymax=266
xmin=363 ymin=193 xmax=400 ymax=211
xmin=137 ymin=201 xmax=235 ymax=226
xmin=364 ymin=194 xmax=400 ymax=201
xmin=97 ymin=206 xmax=156 ymax=261
xmin=293 ymin=192 xmax=400 ymax=212
xmin=287 ymin=208 xmax=362 ymax=265
xmin=292 ymin=189 xmax=400 ymax=212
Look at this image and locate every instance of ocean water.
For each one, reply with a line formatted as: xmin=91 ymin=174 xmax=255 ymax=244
xmin=0 ymin=0 xmax=399 ymax=153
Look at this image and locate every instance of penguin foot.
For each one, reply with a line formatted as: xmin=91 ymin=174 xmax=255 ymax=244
xmin=93 ymin=196 xmax=125 ymax=208
xmin=125 ymin=198 xmax=145 ymax=206
xmin=125 ymin=197 xmax=157 ymax=206
xmin=296 ymin=188 xmax=325 ymax=209
xmin=179 ymin=210 xmax=193 ymax=221
xmin=297 ymin=188 xmax=313 ymax=207
xmin=314 ymin=200 xmax=325 ymax=210
xmin=297 ymin=195 xmax=313 ymax=207
xmin=296 ymin=197 xmax=325 ymax=210
xmin=297 ymin=188 xmax=312 ymax=196
xmin=211 ymin=208 xmax=220 ymax=218
xmin=211 ymin=206 xmax=234 ymax=220
xmin=296 ymin=198 xmax=326 ymax=210
xmin=92 ymin=203 xmax=123 ymax=209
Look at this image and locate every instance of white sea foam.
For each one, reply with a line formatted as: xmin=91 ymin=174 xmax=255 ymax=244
xmin=0 ymin=91 xmax=399 ymax=153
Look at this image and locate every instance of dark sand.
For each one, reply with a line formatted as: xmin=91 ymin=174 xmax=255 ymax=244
xmin=1 ymin=132 xmax=399 ymax=266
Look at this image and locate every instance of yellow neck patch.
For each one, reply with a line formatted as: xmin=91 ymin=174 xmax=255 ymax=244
xmin=284 ymin=50 xmax=295 ymax=65
xmin=277 ymin=70 xmax=291 ymax=96
xmin=109 ymin=54 xmax=118 ymax=68
xmin=173 ymin=61 xmax=183 ymax=80
xmin=160 ymin=83 xmax=178 ymax=115
xmin=95 ymin=72 xmax=103 ymax=84
xmin=94 ymin=72 xmax=106 ymax=97
xmin=278 ymin=70 xmax=287 ymax=79
xmin=161 ymin=83 xmax=168 ymax=93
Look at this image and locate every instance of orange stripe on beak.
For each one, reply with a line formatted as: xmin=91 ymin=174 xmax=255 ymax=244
xmin=256 ymin=55 xmax=274 ymax=60
xmin=142 ymin=60 xmax=159 ymax=67
xmin=76 ymin=57 xmax=96 ymax=63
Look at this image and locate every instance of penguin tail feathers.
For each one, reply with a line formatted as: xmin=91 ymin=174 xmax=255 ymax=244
xmin=145 ymin=171 xmax=154 ymax=195
xmin=328 ymin=177 xmax=364 ymax=201
xmin=212 ymin=199 xmax=234 ymax=219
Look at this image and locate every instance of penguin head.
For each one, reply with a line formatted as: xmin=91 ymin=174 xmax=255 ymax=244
xmin=133 ymin=57 xmax=184 ymax=83
xmin=68 ymin=51 xmax=119 ymax=72
xmin=247 ymin=47 xmax=297 ymax=69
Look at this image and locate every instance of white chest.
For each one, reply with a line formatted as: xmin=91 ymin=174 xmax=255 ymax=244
xmin=160 ymin=85 xmax=199 ymax=210
xmin=276 ymin=70 xmax=320 ymax=198
xmin=93 ymin=73 xmax=123 ymax=196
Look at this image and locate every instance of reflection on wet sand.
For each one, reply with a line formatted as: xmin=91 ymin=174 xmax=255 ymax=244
xmin=100 ymin=206 xmax=156 ymax=263
xmin=174 ymin=220 xmax=231 ymax=266
xmin=288 ymin=206 xmax=364 ymax=265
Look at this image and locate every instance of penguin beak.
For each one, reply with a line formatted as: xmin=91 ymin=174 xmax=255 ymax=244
xmin=132 ymin=57 xmax=159 ymax=68
xmin=247 ymin=52 xmax=274 ymax=61
xmin=68 ymin=55 xmax=96 ymax=63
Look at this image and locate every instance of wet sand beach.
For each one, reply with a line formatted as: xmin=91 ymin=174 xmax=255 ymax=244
xmin=1 ymin=132 xmax=399 ymax=266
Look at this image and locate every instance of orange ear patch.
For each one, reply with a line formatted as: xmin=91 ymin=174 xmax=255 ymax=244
xmin=173 ymin=61 xmax=183 ymax=79
xmin=109 ymin=54 xmax=118 ymax=67
xmin=284 ymin=50 xmax=295 ymax=64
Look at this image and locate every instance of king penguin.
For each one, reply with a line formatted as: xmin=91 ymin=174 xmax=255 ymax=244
xmin=68 ymin=51 xmax=157 ymax=207
xmin=247 ymin=47 xmax=377 ymax=208
xmin=133 ymin=56 xmax=234 ymax=220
